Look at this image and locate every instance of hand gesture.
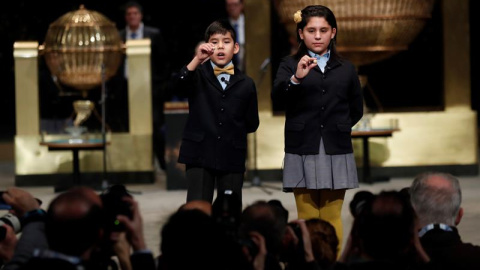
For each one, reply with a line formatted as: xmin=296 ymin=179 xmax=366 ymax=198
xmin=116 ymin=196 xmax=146 ymax=251
xmin=2 ymin=187 xmax=40 ymax=217
xmin=295 ymin=55 xmax=317 ymax=80
xmin=195 ymin=42 xmax=215 ymax=63
xmin=289 ymin=219 xmax=315 ymax=263
xmin=0 ymin=225 xmax=17 ymax=262
xmin=242 ymin=231 xmax=267 ymax=270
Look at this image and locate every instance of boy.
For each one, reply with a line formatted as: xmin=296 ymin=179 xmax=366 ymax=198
xmin=174 ymin=20 xmax=259 ymax=203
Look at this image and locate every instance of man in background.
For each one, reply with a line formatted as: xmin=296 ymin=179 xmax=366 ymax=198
xmin=118 ymin=1 xmax=170 ymax=171
xmin=226 ymin=0 xmax=246 ymax=72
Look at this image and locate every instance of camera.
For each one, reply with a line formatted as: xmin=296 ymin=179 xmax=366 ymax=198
xmin=0 ymin=213 xmax=21 ymax=241
xmin=100 ymin=184 xmax=133 ymax=232
xmin=238 ymin=237 xmax=259 ymax=258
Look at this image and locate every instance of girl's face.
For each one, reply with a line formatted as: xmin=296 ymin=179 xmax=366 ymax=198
xmin=208 ymin=32 xmax=239 ymax=67
xmin=298 ymin=16 xmax=336 ymax=56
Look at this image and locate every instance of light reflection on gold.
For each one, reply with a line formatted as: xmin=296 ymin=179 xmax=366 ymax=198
xmin=40 ymin=4 xmax=123 ymax=97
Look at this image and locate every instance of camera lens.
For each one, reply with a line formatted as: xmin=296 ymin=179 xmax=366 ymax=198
xmin=0 ymin=213 xmax=21 ymax=234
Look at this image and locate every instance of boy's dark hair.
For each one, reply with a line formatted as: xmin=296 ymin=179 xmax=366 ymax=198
xmin=124 ymin=1 xmax=143 ymax=14
xmin=204 ymin=20 xmax=237 ymax=43
xmin=294 ymin=5 xmax=340 ymax=61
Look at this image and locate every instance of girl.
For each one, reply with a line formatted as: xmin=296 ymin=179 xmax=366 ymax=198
xmin=272 ymin=5 xmax=363 ymax=252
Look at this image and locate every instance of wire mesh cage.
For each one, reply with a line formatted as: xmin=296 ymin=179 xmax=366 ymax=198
xmin=275 ymin=0 xmax=435 ymax=67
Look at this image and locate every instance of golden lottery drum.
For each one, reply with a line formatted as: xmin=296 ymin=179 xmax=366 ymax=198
xmin=41 ymin=5 xmax=124 ymax=94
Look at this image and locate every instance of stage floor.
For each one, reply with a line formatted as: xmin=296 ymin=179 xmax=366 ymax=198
xmin=1 ymin=161 xmax=479 ymax=258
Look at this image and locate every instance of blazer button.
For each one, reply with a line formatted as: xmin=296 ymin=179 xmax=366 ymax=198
xmin=321 ymin=106 xmax=325 ymax=111
xmin=220 ymin=108 xmax=225 ymax=112
xmin=219 ymin=122 xmax=223 ymax=126
xmin=322 ymin=89 xmax=326 ymax=94
xmin=222 ymin=94 xmax=226 ymax=98
xmin=320 ymin=124 xmax=324 ymax=128
xmin=217 ymin=136 xmax=221 ymax=140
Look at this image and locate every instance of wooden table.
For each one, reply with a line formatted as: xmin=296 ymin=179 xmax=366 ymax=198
xmin=40 ymin=139 xmax=107 ymax=192
xmin=351 ymin=129 xmax=400 ymax=183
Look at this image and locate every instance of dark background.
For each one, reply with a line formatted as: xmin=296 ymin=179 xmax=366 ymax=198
xmin=0 ymin=0 xmax=478 ymax=141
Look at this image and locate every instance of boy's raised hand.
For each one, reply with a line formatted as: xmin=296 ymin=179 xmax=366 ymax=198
xmin=295 ymin=55 xmax=318 ymax=80
xmin=196 ymin=42 xmax=215 ymax=62
xmin=188 ymin=42 xmax=215 ymax=70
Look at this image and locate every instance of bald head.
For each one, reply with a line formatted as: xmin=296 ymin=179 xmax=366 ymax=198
xmin=410 ymin=172 xmax=462 ymax=227
xmin=46 ymin=186 xmax=103 ymax=257
xmin=179 ymin=200 xmax=212 ymax=216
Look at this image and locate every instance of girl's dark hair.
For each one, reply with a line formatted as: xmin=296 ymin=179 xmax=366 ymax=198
xmin=294 ymin=5 xmax=339 ymax=61
xmin=204 ymin=20 xmax=237 ymax=43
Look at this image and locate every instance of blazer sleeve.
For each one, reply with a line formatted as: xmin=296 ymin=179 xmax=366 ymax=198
xmin=272 ymin=56 xmax=302 ymax=104
xmin=246 ymin=82 xmax=260 ymax=133
xmin=348 ymin=63 xmax=364 ymax=126
xmin=172 ymin=65 xmax=196 ymax=98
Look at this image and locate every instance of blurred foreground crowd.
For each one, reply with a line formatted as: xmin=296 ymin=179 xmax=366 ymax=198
xmin=0 ymin=171 xmax=479 ymax=270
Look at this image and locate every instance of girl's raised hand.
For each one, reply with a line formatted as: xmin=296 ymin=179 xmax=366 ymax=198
xmin=295 ymin=55 xmax=318 ymax=80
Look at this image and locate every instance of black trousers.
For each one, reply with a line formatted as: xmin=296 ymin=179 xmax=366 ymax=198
xmin=185 ymin=165 xmax=244 ymax=203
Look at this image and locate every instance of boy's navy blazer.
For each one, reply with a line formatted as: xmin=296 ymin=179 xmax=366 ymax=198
xmin=174 ymin=61 xmax=259 ymax=173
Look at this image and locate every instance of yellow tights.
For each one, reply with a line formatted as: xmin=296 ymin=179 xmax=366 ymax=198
xmin=293 ymin=188 xmax=346 ymax=256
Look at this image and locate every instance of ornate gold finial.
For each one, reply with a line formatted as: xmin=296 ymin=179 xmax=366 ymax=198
xmin=293 ymin=10 xmax=302 ymax=23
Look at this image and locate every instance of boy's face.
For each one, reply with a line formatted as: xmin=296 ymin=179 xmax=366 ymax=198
xmin=208 ymin=32 xmax=239 ymax=67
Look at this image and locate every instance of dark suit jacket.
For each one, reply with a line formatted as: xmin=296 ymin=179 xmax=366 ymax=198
xmin=272 ymin=55 xmax=363 ymax=155
xmin=173 ymin=61 xmax=259 ymax=173
xmin=112 ymin=25 xmax=169 ymax=129
xmin=420 ymin=226 xmax=480 ymax=270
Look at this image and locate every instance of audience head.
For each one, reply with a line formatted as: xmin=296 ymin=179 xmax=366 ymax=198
xmin=306 ymin=218 xmax=338 ymax=269
xmin=410 ymin=171 xmax=462 ymax=227
xmin=179 ymin=200 xmax=212 ymax=216
xmin=45 ymin=186 xmax=103 ymax=258
xmin=354 ymin=190 xmax=417 ymax=261
xmin=239 ymin=200 xmax=287 ymax=256
xmin=160 ymin=209 xmax=228 ymax=269
xmin=268 ymin=199 xmax=289 ymax=223
xmin=349 ymin=190 xmax=375 ymax=218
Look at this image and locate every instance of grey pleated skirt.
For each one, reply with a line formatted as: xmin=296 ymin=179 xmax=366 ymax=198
xmin=283 ymin=138 xmax=359 ymax=191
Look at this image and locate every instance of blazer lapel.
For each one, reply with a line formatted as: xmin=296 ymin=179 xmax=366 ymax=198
xmin=203 ymin=63 xmax=224 ymax=92
xmin=224 ymin=67 xmax=245 ymax=91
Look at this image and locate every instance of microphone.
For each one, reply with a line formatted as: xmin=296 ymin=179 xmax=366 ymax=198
xmin=260 ymin=57 xmax=270 ymax=72
xmin=221 ymin=77 xmax=230 ymax=85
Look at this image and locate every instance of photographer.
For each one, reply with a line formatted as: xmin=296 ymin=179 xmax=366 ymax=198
xmin=98 ymin=184 xmax=154 ymax=270
xmin=1 ymin=187 xmax=45 ymax=270
xmin=2 ymin=186 xmax=154 ymax=270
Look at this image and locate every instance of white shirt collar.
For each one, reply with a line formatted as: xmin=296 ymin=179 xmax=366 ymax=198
xmin=126 ymin=22 xmax=144 ymax=39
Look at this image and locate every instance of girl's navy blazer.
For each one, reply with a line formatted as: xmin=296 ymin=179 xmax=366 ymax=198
xmin=272 ymin=55 xmax=363 ymax=155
